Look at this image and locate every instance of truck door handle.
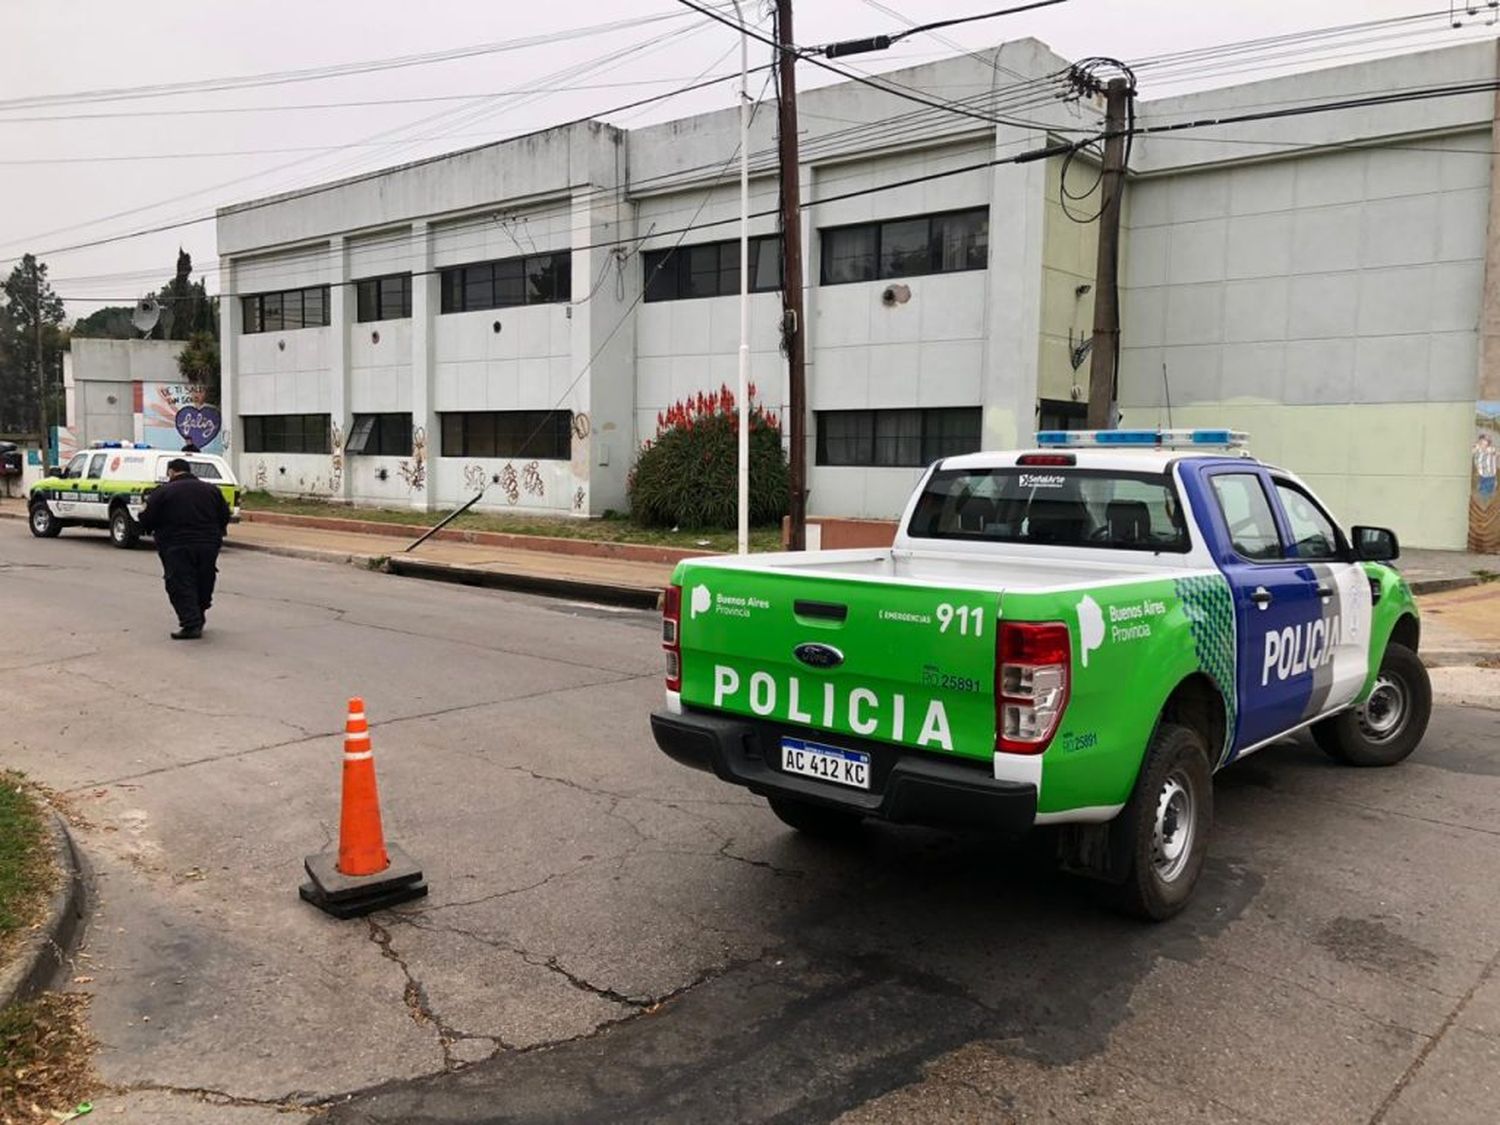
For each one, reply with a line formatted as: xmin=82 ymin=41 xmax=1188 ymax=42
xmin=794 ymin=599 xmax=848 ymax=623
xmin=1250 ymin=587 xmax=1273 ymax=609
xmin=1316 ymin=584 xmax=1333 ymax=599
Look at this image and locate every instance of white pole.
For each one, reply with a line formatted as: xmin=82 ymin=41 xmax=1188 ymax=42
xmin=733 ymin=0 xmax=751 ymax=556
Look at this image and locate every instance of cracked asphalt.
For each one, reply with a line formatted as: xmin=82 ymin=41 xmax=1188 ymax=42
xmin=2 ymin=522 xmax=1498 ymax=1124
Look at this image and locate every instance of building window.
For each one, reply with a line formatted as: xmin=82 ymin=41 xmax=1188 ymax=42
xmin=820 ymin=207 xmax=988 ymax=285
xmin=241 ymin=286 xmax=331 ymax=334
xmin=438 ymin=411 xmax=572 ymax=460
xmin=1038 ymin=398 xmax=1087 ymax=433
xmin=642 ymin=235 xmax=782 ymax=302
xmin=816 ymin=407 xmax=982 ymax=467
xmin=355 ymin=274 xmax=412 ymax=322
xmin=240 ymin=414 xmax=332 ymax=454
xmin=439 ymin=253 xmax=571 ymax=314
xmin=346 ymin=413 xmax=412 ymax=456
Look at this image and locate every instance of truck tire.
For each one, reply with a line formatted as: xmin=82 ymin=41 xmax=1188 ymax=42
xmin=109 ymin=505 xmax=140 ymax=549
xmin=766 ymin=795 xmax=865 ymax=840
xmin=1109 ymin=722 xmax=1213 ymax=922
xmin=1311 ymin=643 xmax=1430 ymax=768
xmin=28 ymin=502 xmax=61 ymax=538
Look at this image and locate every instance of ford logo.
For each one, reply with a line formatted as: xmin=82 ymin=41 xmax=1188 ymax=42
xmin=794 ymin=642 xmax=845 ymax=669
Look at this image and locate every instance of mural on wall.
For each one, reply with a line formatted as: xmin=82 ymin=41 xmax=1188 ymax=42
xmin=573 ymin=486 xmax=587 ymax=513
xmin=140 ymin=383 xmax=224 ymax=453
xmin=1471 ymin=401 xmax=1500 ymax=554
xmin=398 ymin=426 xmax=427 ymax=491
xmin=254 ymin=460 xmax=268 ymax=491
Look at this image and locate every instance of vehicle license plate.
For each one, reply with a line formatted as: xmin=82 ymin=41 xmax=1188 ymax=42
xmin=780 ymin=737 xmax=871 ymax=790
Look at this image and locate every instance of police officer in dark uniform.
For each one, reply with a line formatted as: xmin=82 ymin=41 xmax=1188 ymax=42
xmin=136 ymin=458 xmax=231 ymax=640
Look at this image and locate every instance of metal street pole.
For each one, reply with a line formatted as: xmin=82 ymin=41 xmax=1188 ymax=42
xmin=732 ymin=0 xmax=751 ymax=556
xmin=31 ymin=260 xmax=48 ymax=469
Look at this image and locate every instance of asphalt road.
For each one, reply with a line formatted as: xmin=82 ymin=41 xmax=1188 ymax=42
xmin=1 ymin=521 xmax=1497 ymax=1124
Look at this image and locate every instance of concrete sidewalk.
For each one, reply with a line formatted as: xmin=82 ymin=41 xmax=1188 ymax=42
xmin=226 ymin=521 xmax=675 ymax=608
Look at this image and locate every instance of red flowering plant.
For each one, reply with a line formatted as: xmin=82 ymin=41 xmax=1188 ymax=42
xmin=629 ymin=383 xmax=789 ymax=529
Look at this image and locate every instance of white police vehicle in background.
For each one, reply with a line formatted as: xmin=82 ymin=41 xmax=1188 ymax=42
xmin=28 ymin=442 xmax=242 ymax=548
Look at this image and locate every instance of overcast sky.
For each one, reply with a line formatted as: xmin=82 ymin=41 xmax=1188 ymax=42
xmin=2 ymin=0 xmax=1494 ymax=317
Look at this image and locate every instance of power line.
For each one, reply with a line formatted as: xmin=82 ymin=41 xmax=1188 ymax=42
xmin=674 ymin=0 xmax=1067 ymax=131
xmin=0 ymin=8 xmax=721 ymax=112
xmin=0 ymin=78 xmax=748 ymax=125
xmin=1 ymin=46 xmax=768 ymax=262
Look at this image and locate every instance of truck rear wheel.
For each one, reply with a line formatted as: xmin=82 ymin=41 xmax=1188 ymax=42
xmin=1311 ymin=643 xmax=1429 ymax=768
xmin=28 ymin=502 xmax=61 ymax=538
xmin=109 ymin=505 xmax=140 ymax=549
xmin=766 ymin=795 xmax=865 ymax=840
xmin=1109 ymin=722 xmax=1212 ymax=922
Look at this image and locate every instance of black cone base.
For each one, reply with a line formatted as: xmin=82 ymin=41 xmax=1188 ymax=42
xmin=300 ymin=878 xmax=428 ymax=919
xmin=300 ymin=841 xmax=427 ymax=918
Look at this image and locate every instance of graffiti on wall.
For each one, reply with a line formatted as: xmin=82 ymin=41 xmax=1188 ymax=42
xmin=330 ymin=420 xmax=345 ymax=495
xmin=1471 ymin=402 xmax=1500 ymax=554
xmin=142 ymin=383 xmax=224 ymax=453
xmin=398 ymin=427 xmax=427 ymax=491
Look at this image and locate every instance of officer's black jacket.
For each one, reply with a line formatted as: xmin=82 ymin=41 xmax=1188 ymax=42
xmin=137 ymin=474 xmax=230 ymax=549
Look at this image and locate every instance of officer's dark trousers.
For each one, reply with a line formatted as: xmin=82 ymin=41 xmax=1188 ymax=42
xmin=159 ymin=543 xmax=220 ymax=629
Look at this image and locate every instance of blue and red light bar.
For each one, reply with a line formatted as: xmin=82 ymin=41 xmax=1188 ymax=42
xmin=1035 ymin=428 xmax=1248 ymax=450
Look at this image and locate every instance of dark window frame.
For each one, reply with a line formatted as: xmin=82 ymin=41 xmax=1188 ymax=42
xmin=815 ymin=407 xmax=982 ymax=468
xmin=346 ymin=412 xmax=413 ymax=456
xmin=438 ymin=252 xmax=572 ymax=314
xmin=1208 ymin=470 xmax=1286 ymax=564
xmin=819 ymin=206 xmax=989 ymax=286
xmin=355 ymin=274 xmax=412 ymax=323
xmin=240 ymin=413 xmax=333 ymax=455
xmin=241 ymin=286 xmax=332 ymax=334
xmin=437 ymin=410 xmax=573 ymax=460
xmin=642 ymin=235 xmax=783 ymax=302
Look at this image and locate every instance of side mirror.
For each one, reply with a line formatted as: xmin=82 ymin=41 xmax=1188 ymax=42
xmin=1351 ymin=525 xmax=1399 ymax=562
xmin=47 ymin=465 xmax=61 ymax=476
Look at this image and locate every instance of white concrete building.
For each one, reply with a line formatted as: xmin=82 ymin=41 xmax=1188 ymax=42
xmin=216 ymin=38 xmax=1500 ymax=549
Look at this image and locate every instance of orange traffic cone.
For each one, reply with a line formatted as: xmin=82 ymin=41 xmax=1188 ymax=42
xmin=300 ymin=697 xmax=427 ymax=919
xmin=338 ymin=697 xmax=389 ymax=876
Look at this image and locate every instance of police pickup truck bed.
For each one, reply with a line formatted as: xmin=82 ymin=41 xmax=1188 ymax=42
xmin=650 ymin=429 xmax=1427 ymax=919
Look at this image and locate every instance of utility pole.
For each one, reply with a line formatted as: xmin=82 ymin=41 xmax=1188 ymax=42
xmin=1086 ymin=77 xmax=1131 ymax=430
xmin=776 ymin=0 xmax=808 ymax=549
xmin=31 ymin=258 xmax=48 ymax=468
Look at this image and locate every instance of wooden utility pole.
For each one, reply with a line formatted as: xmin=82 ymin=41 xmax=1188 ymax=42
xmin=776 ymin=0 xmax=808 ymax=549
xmin=1086 ymin=78 xmax=1131 ymax=430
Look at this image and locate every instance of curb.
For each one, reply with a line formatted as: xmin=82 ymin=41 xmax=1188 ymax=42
xmin=386 ymin=555 xmax=661 ymax=610
xmin=1409 ymin=576 xmax=1483 ymax=596
xmin=241 ymin=510 xmax=712 ymax=565
xmin=222 ymin=537 xmax=383 ymax=568
xmin=0 ymin=810 xmax=84 ymax=1010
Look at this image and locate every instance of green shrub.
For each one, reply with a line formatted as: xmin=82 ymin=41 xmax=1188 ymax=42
xmin=629 ymin=385 xmax=789 ymax=529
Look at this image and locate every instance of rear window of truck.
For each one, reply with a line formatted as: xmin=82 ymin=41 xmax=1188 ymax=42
xmin=907 ymin=467 xmax=1190 ymax=552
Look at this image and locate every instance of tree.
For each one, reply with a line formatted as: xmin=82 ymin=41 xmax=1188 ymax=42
xmin=176 ymin=330 xmax=220 ymax=401
xmin=160 ymin=248 xmax=217 ymax=341
xmin=71 ymin=305 xmax=138 ymax=340
xmin=0 ymin=254 xmax=67 ymax=437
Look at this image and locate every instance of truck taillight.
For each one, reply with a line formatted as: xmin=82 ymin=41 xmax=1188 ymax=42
xmin=662 ymin=584 xmax=683 ymax=692
xmin=996 ymin=621 xmax=1070 ymax=755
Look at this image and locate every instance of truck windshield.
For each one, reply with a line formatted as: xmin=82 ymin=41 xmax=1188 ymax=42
xmin=907 ymin=467 xmax=1190 ymax=552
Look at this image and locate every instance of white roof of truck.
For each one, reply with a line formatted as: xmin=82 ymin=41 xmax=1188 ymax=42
xmin=938 ymin=448 xmax=1259 ymax=473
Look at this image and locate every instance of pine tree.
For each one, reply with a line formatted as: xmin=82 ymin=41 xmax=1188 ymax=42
xmin=0 ymin=254 xmax=66 ymax=436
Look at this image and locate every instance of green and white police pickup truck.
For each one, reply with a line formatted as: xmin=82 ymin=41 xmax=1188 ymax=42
xmin=28 ymin=442 xmax=242 ymax=548
xmin=651 ymin=429 xmax=1428 ymax=919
